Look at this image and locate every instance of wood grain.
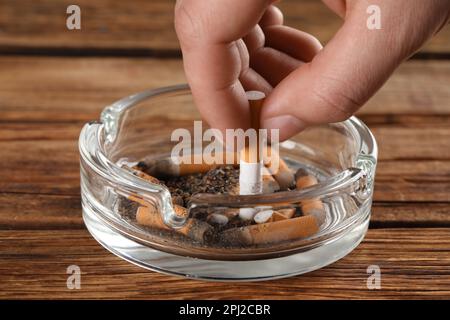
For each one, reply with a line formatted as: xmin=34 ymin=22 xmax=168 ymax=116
xmin=0 ymin=138 xmax=449 ymax=200
xmin=0 ymin=0 xmax=449 ymax=299
xmin=0 ymin=228 xmax=448 ymax=299
xmin=0 ymin=57 xmax=449 ymax=122
xmin=0 ymin=0 xmax=449 ymax=54
xmin=1 ymin=192 xmax=449 ymax=230
xmin=0 ymin=123 xmax=449 ymax=200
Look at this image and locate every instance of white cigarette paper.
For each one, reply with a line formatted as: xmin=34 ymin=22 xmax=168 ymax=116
xmin=239 ymin=160 xmax=263 ymax=195
xmin=254 ymin=210 xmax=274 ymax=224
xmin=239 ymin=90 xmax=266 ymax=196
xmin=239 ymin=208 xmax=257 ymax=220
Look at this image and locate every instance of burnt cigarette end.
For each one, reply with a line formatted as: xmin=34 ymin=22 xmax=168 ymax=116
xmin=306 ymin=208 xmax=326 ymax=226
xmin=264 ymin=147 xmax=295 ymax=190
xmin=129 ymin=166 xmax=162 ymax=185
xmin=295 ymin=168 xmax=319 ymax=189
xmin=136 ymin=206 xmax=212 ymax=243
xmin=220 ymin=215 xmax=320 ymax=246
xmin=275 ymin=208 xmax=296 ymax=219
xmin=294 ymin=168 xmax=326 ymax=227
xmin=294 ymin=168 xmax=309 ymax=180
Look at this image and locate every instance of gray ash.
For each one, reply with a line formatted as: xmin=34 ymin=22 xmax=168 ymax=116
xmin=162 ymin=165 xmax=239 ymax=206
xmin=117 ymin=197 xmax=139 ymax=221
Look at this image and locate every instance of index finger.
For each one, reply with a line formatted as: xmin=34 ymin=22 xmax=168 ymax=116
xmin=175 ymin=0 xmax=272 ymax=132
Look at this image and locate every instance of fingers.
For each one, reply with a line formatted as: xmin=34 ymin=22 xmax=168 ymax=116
xmin=263 ymin=25 xmax=323 ymax=62
xmin=250 ymin=47 xmax=303 ymax=87
xmin=262 ymin=0 xmax=450 ymax=141
xmin=261 ymin=2 xmax=406 ymax=140
xmin=247 ymin=25 xmax=323 ymax=87
xmin=181 ymin=41 xmax=251 ymax=131
xmin=321 ymin=0 xmax=346 ymax=18
xmin=259 ymin=5 xmax=284 ymax=27
xmin=175 ymin=0 xmax=271 ymax=45
xmin=240 ymin=67 xmax=273 ymax=94
xmin=175 ymin=0 xmax=273 ymax=132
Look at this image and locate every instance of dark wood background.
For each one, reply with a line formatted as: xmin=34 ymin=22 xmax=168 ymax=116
xmin=0 ymin=0 xmax=449 ymax=299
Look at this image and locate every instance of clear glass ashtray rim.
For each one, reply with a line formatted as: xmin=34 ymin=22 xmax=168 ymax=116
xmin=78 ymin=84 xmax=378 ymax=261
xmin=80 ymin=84 xmax=378 ymax=207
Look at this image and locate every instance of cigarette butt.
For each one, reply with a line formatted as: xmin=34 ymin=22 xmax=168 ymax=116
xmin=223 ymin=209 xmax=240 ymax=219
xmin=171 ymin=195 xmax=184 ymax=206
xmin=272 ymin=212 xmax=288 ymax=222
xmin=254 ymin=210 xmax=274 ymax=224
xmin=239 ymin=208 xmax=257 ymax=221
xmin=127 ymin=165 xmax=188 ymax=208
xmin=276 ymin=208 xmax=296 ymax=219
xmin=142 ymin=152 xmax=238 ymax=177
xmin=295 ymin=168 xmax=320 ymax=189
xmin=136 ymin=205 xmax=211 ymax=243
xmin=207 ymin=213 xmax=229 ymax=226
xmin=295 ymin=168 xmax=326 ymax=225
xmin=221 ymin=215 xmax=319 ymax=246
xmin=129 ymin=166 xmax=162 ymax=185
xmin=143 ymin=158 xmax=215 ymax=177
xmin=239 ymin=159 xmax=263 ymax=195
xmin=127 ymin=194 xmax=153 ymax=207
xmin=262 ymin=167 xmax=280 ymax=193
xmin=263 ymin=146 xmax=295 ymax=190
xmin=231 ymin=167 xmax=279 ymax=195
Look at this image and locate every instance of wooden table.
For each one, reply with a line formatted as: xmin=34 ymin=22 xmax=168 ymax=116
xmin=0 ymin=0 xmax=449 ymax=299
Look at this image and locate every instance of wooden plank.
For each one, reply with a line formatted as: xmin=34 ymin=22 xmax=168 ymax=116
xmin=0 ymin=228 xmax=448 ymax=299
xmin=0 ymin=57 xmax=449 ymax=123
xmin=374 ymin=161 xmax=450 ymax=202
xmin=358 ymin=60 xmax=450 ymax=116
xmin=371 ymin=202 xmax=450 ymax=227
xmin=0 ymin=57 xmax=186 ymax=122
xmin=0 ymin=193 xmax=82 ymax=230
xmin=1 ymin=192 xmax=449 ymax=230
xmin=0 ymin=139 xmax=80 ymax=195
xmin=0 ymin=0 xmax=448 ymax=54
xmin=372 ymin=128 xmax=450 ymax=161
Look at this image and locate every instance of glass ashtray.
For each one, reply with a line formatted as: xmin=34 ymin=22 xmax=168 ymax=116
xmin=79 ymin=84 xmax=377 ymax=281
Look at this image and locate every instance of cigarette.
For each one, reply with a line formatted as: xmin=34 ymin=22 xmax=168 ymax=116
xmin=254 ymin=209 xmax=274 ymax=224
xmin=220 ymin=214 xmax=319 ymax=246
xmin=223 ymin=209 xmax=240 ymax=219
xmin=126 ymin=166 xmax=184 ymax=206
xmin=239 ymin=91 xmax=266 ymax=195
xmin=273 ymin=208 xmax=296 ymax=220
xmin=263 ymin=146 xmax=295 ymax=190
xmin=239 ymin=150 xmax=263 ymax=195
xmin=231 ymin=167 xmax=279 ymax=195
xmin=295 ymin=168 xmax=326 ymax=225
xmin=262 ymin=167 xmax=280 ymax=193
xmin=128 ymin=165 xmax=162 ymax=185
xmin=207 ymin=213 xmax=229 ymax=226
xmin=239 ymin=207 xmax=257 ymax=221
xmin=136 ymin=205 xmax=212 ymax=243
xmin=141 ymin=152 xmax=239 ymax=177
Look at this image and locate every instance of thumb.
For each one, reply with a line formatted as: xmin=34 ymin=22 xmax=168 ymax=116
xmin=261 ymin=0 xmax=449 ymax=141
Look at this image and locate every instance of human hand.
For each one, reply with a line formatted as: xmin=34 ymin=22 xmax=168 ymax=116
xmin=175 ymin=0 xmax=449 ymax=140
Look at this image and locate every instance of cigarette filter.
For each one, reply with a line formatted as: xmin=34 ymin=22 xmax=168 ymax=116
xmin=221 ymin=214 xmax=319 ymax=246
xmin=295 ymin=168 xmax=326 ymax=225
xmin=263 ymin=146 xmax=295 ymax=190
xmin=262 ymin=167 xmax=280 ymax=193
xmin=136 ymin=205 xmax=212 ymax=243
xmin=142 ymin=152 xmax=239 ymax=177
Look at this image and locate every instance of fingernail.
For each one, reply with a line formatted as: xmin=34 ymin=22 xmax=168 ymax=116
xmin=262 ymin=115 xmax=306 ymax=131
